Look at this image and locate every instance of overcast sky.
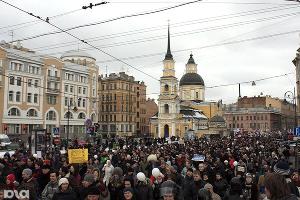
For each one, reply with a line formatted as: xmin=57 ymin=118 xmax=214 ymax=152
xmin=1 ymin=0 xmax=300 ymax=104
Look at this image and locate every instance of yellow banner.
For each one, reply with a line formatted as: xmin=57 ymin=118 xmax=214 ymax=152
xmin=68 ymin=149 xmax=88 ymax=164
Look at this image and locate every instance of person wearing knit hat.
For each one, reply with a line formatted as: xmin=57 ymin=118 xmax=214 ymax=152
xmin=52 ymin=177 xmax=77 ymax=200
xmin=19 ymin=168 xmax=37 ymax=200
xmin=58 ymin=177 xmax=69 ymax=187
xmin=274 ymin=160 xmax=300 ymax=197
xmin=80 ymin=174 xmax=98 ymax=200
xmin=22 ymin=168 xmax=32 ymax=179
xmin=6 ymin=174 xmax=18 ymax=190
xmin=274 ymin=160 xmax=291 ymax=176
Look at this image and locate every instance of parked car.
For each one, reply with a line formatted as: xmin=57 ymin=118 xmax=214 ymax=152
xmin=0 ymin=134 xmax=11 ymax=147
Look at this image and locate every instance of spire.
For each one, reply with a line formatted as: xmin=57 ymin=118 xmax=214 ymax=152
xmin=165 ymin=22 xmax=173 ymax=60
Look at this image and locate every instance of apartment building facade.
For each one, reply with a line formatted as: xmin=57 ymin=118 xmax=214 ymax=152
xmin=0 ymin=43 xmax=99 ymax=140
xmin=98 ymin=72 xmax=147 ymax=137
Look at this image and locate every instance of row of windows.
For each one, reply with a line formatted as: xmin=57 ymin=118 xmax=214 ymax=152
xmin=8 ymin=91 xmax=38 ymax=103
xmin=100 ymin=115 xmax=136 ymax=122
xmin=232 ymin=115 xmax=268 ymax=121
xmin=8 ymin=108 xmax=38 ymax=117
xmin=101 ymin=104 xmax=136 ymax=112
xmin=65 ymin=73 xmax=87 ymax=83
xmin=10 ymin=62 xmax=41 ymax=75
xmin=65 ymin=85 xmax=88 ymax=94
xmin=64 ymin=97 xmax=86 ymax=108
xmin=101 ymin=124 xmax=133 ymax=132
xmin=101 ymin=94 xmax=137 ymax=102
xmin=229 ymin=123 xmax=269 ymax=129
xmin=7 ymin=107 xmax=91 ymax=121
xmin=101 ymin=83 xmax=143 ymax=91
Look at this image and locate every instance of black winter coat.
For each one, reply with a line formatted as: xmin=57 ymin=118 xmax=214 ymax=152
xmin=135 ymin=183 xmax=153 ymax=200
xmin=214 ymin=179 xmax=228 ymax=198
xmin=182 ymin=176 xmax=197 ymax=200
xmin=52 ymin=189 xmax=78 ymax=200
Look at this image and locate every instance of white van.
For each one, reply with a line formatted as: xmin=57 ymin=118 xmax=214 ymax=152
xmin=0 ymin=134 xmax=11 ymax=147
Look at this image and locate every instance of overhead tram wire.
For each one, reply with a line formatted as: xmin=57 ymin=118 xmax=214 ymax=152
xmin=10 ymin=3 xmax=300 ymax=44
xmin=0 ymin=0 xmax=204 ymax=83
xmin=30 ymin=5 xmax=300 ymax=52
xmin=1 ymin=0 xmax=298 ymax=103
xmin=31 ymin=4 xmax=300 ymax=51
xmin=9 ymin=10 xmax=300 ymax=61
xmin=108 ymin=1 xmax=299 ymax=5
xmin=6 ymin=0 xmax=204 ymax=44
xmin=0 ymin=8 xmax=83 ymax=34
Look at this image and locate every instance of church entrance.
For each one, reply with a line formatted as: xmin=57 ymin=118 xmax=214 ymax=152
xmin=164 ymin=124 xmax=169 ymax=138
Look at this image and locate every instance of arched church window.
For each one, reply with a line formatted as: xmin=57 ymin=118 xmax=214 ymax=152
xmin=164 ymin=84 xmax=169 ymax=92
xmin=164 ymin=104 xmax=169 ymax=114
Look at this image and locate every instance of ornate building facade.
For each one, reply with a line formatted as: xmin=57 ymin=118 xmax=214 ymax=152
xmin=0 ymin=43 xmax=99 ymax=140
xmin=150 ymin=27 xmax=226 ymax=138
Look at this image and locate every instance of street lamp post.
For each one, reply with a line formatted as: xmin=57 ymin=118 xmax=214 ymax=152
xmin=284 ymin=87 xmax=297 ymax=130
xmin=284 ymin=87 xmax=298 ymax=168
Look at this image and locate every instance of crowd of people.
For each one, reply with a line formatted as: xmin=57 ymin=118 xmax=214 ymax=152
xmin=0 ymin=132 xmax=299 ymax=200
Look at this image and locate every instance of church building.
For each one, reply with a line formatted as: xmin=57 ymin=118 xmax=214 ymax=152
xmin=150 ymin=26 xmax=226 ymax=138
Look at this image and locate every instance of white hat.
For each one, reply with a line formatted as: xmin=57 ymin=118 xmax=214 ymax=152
xmin=58 ymin=178 xmax=69 ymax=187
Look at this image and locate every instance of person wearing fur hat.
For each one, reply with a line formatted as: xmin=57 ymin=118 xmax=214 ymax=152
xmin=52 ymin=178 xmax=77 ymax=200
xmin=274 ymin=160 xmax=300 ymax=197
xmin=18 ymin=168 xmax=38 ymax=200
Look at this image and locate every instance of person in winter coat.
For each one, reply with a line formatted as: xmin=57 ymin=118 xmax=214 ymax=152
xmin=264 ymin=173 xmax=298 ymax=200
xmin=52 ymin=178 xmax=78 ymax=200
xmin=37 ymin=164 xmax=51 ymax=195
xmin=135 ymin=180 xmax=153 ymax=200
xmin=79 ymin=174 xmax=99 ymax=200
xmin=182 ymin=168 xmax=197 ymax=200
xmin=6 ymin=174 xmax=18 ymax=190
xmin=153 ymin=173 xmax=164 ymax=200
xmin=193 ymin=170 xmax=205 ymax=192
xmin=198 ymin=188 xmax=212 ymax=200
xmin=108 ymin=167 xmax=124 ymax=200
xmin=242 ymin=173 xmax=258 ymax=200
xmin=102 ymin=160 xmax=114 ymax=186
xmin=18 ymin=168 xmax=38 ymax=200
xmin=123 ymin=187 xmax=136 ymax=200
xmin=223 ymin=177 xmax=244 ymax=200
xmin=93 ymin=168 xmax=109 ymax=200
xmin=213 ymin=172 xmax=228 ymax=198
xmin=41 ymin=171 xmax=59 ymax=200
xmin=204 ymin=184 xmax=221 ymax=200
xmin=273 ymin=160 xmax=300 ymax=197
xmin=160 ymin=180 xmax=182 ymax=200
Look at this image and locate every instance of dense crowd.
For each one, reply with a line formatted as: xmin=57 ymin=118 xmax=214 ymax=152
xmin=0 ymin=132 xmax=299 ymax=200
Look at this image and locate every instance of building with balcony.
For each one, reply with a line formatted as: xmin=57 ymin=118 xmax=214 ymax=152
xmin=0 ymin=42 xmax=99 ymax=140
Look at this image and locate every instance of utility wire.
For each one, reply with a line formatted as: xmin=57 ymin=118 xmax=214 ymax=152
xmin=7 ymin=10 xmax=300 ymax=60
xmin=31 ymin=4 xmax=300 ymax=52
xmin=0 ymin=8 xmax=82 ymax=36
xmin=7 ymin=0 xmax=205 ymax=43
xmin=1 ymin=0 xmax=298 ymax=103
